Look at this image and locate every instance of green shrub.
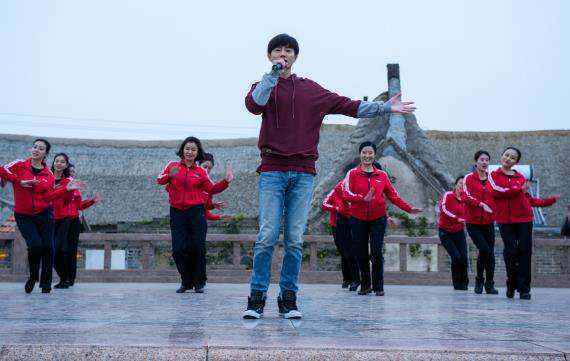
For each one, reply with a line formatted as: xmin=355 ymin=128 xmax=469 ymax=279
xmin=224 ymin=213 xmax=245 ymax=234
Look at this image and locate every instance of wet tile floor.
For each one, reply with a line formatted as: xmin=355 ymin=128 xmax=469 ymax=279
xmin=0 ymin=283 xmax=569 ymax=359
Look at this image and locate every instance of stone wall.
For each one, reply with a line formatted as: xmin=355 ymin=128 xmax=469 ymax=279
xmin=0 ymin=128 xmax=568 ymax=227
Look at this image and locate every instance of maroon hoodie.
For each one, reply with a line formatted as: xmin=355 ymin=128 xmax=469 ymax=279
xmin=245 ymin=74 xmax=361 ymax=174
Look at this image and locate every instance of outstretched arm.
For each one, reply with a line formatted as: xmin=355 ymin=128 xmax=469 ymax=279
xmin=0 ymin=162 xmax=21 ymax=184
xmin=205 ymin=209 xmax=223 ymax=221
xmin=321 ymin=189 xmax=338 ymax=213
xmin=528 ymin=194 xmax=558 ymax=208
xmin=383 ymin=179 xmax=414 ymax=213
xmin=43 ymin=179 xmax=83 ymax=202
xmin=357 ymin=92 xmax=417 ymax=118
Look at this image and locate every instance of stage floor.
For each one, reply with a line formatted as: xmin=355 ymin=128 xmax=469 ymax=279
xmin=0 ymin=282 xmax=569 ymax=360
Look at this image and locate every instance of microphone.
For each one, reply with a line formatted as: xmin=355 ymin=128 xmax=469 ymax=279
xmin=271 ymin=63 xmax=284 ymax=72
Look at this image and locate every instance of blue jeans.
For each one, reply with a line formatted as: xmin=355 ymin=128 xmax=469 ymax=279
xmin=250 ymin=171 xmax=314 ymax=295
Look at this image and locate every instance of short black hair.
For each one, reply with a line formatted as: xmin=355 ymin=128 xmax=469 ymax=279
xmin=267 ymin=34 xmax=299 ymax=56
xmin=51 ymin=153 xmax=71 ymax=178
xmin=359 ymin=141 xmax=377 ymax=154
xmin=454 ymin=175 xmax=464 ymax=185
xmin=176 ymin=136 xmax=205 ymax=163
xmin=473 ymin=150 xmax=490 ymax=162
xmin=33 ymin=138 xmax=51 ymax=156
xmin=200 ymin=152 xmax=215 ymax=166
xmin=502 ymin=146 xmax=522 ymax=162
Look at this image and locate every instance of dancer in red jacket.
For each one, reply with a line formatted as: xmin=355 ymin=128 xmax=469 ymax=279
xmin=0 ymin=139 xmax=82 ymax=293
xmin=158 ymin=137 xmax=232 ymax=293
xmin=321 ymin=180 xmax=359 ymax=290
xmin=50 ymin=153 xmax=76 ymax=289
xmin=342 ymin=141 xmax=421 ymax=296
xmin=489 ymin=147 xmax=559 ymax=300
xmin=199 ymin=153 xmax=232 ymax=222
xmin=462 ymin=150 xmax=498 ymax=295
xmin=438 ymin=176 xmax=468 ymax=290
xmin=66 ymin=163 xmax=100 ymax=286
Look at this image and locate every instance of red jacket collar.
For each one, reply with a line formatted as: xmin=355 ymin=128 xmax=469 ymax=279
xmin=178 ymin=160 xmax=199 ymax=169
xmin=356 ymin=165 xmax=382 ymax=176
xmin=470 ymin=170 xmax=489 ymax=177
xmin=24 ymin=157 xmax=49 ymax=175
xmin=498 ymin=167 xmax=524 ymax=179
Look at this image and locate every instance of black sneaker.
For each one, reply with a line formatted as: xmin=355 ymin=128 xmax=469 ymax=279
xmin=348 ymin=282 xmax=360 ymax=292
xmin=474 ymin=278 xmax=484 ymax=294
xmin=243 ymin=291 xmax=266 ymax=319
xmin=194 ymin=284 xmax=205 ymax=293
xmin=176 ymin=285 xmax=189 ymax=293
xmin=485 ymin=282 xmax=499 ymax=295
xmin=24 ymin=279 xmax=36 ymax=294
xmin=375 ymin=290 xmax=385 ymax=297
xmin=520 ymin=292 xmax=531 ymax=300
xmin=54 ymin=282 xmax=69 ymax=289
xmin=277 ymin=290 xmax=302 ymax=319
xmin=41 ymin=287 xmax=51 ymax=294
xmin=341 ymin=281 xmax=350 ymax=289
xmin=506 ymin=287 xmax=515 ymax=299
xmin=358 ymin=287 xmax=372 ymax=295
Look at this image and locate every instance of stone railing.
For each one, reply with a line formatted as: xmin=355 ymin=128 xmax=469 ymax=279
xmin=0 ymin=232 xmax=568 ymax=286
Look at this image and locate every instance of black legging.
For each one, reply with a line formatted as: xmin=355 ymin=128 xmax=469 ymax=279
xmin=54 ymin=218 xmax=72 ymax=283
xmin=351 ymin=216 xmax=387 ymax=292
xmin=14 ymin=209 xmax=55 ymax=289
xmin=466 ymin=223 xmax=496 ymax=286
xmin=334 ymin=215 xmax=359 ymax=284
xmin=439 ymin=228 xmax=469 ymax=289
xmin=499 ymin=222 xmax=533 ymax=294
xmin=170 ymin=205 xmax=207 ymax=288
xmin=67 ymin=217 xmax=82 ymax=284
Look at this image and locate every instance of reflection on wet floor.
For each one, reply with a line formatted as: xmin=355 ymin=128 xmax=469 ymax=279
xmin=0 ymin=283 xmax=569 ymax=356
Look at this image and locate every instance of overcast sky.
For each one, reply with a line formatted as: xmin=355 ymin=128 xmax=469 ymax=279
xmin=0 ymin=0 xmax=566 ymax=140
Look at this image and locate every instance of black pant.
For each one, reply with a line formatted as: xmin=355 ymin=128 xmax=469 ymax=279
xmin=54 ymin=218 xmax=71 ymax=282
xmin=200 ymin=221 xmax=208 ymax=284
xmin=334 ymin=215 xmax=359 ymax=284
xmin=170 ymin=205 xmax=207 ymax=288
xmin=466 ymin=223 xmax=496 ymax=285
xmin=499 ymin=222 xmax=533 ymax=294
xmin=14 ymin=209 xmax=55 ymax=289
xmin=439 ymin=228 xmax=469 ymax=289
xmin=67 ymin=217 xmax=82 ymax=283
xmin=351 ymin=216 xmax=387 ymax=292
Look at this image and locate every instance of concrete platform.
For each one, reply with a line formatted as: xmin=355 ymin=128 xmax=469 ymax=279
xmin=0 ymin=283 xmax=569 ymax=360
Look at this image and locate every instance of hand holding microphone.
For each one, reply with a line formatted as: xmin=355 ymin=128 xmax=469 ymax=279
xmin=271 ymin=58 xmax=287 ymax=73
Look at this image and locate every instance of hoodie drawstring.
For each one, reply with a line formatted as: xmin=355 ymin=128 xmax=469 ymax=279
xmin=275 ymin=83 xmax=279 ymax=128
xmin=292 ymin=76 xmax=296 ymax=122
xmin=273 ymin=75 xmax=296 ymax=129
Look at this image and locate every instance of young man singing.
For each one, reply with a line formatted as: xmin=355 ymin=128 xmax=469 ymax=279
xmin=243 ymin=33 xmax=416 ymax=319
